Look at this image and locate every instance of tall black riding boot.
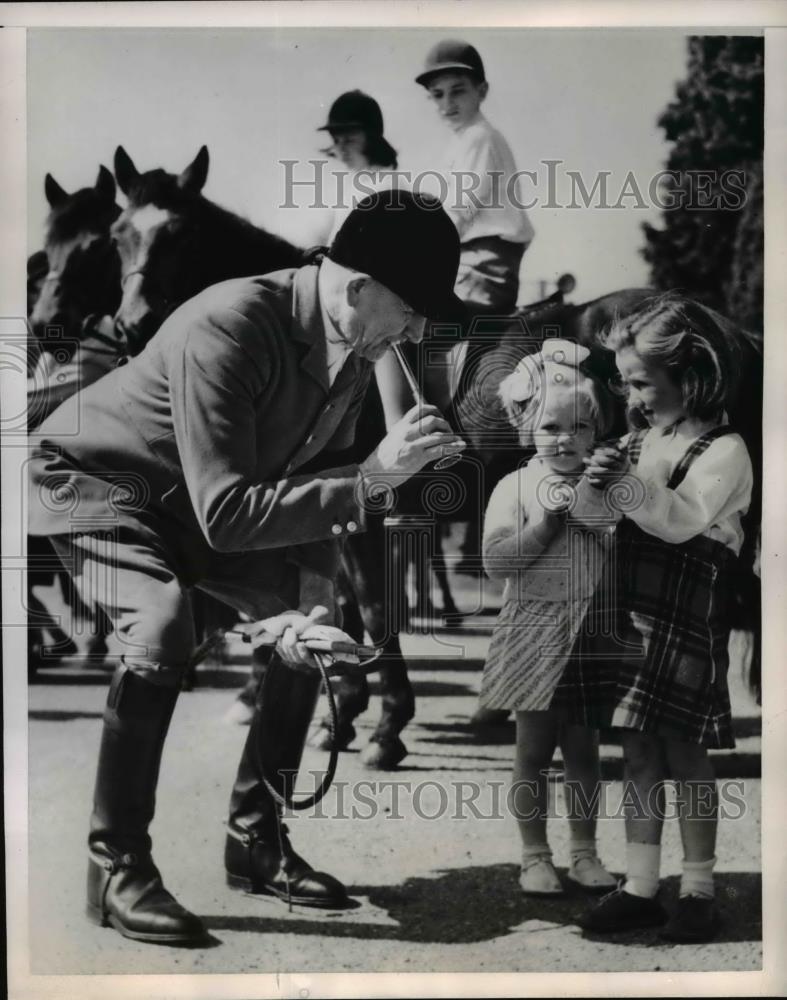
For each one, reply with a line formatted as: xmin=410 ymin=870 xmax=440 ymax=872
xmin=86 ymin=666 xmax=206 ymax=944
xmin=224 ymin=651 xmax=348 ymax=908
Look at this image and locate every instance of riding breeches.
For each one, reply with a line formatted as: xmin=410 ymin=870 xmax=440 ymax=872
xmin=50 ymin=525 xmax=300 ymax=687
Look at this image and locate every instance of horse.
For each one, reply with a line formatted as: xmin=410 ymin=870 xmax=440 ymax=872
xmin=27 ymin=166 xmax=125 ymax=677
xmin=111 ymin=145 xmax=302 ymax=348
xmin=28 ymin=166 xmax=122 ymax=371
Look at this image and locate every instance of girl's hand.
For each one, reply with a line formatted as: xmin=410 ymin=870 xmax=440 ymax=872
xmin=531 ymin=500 xmax=568 ymax=525
xmin=583 ymin=445 xmax=630 ymax=489
xmin=529 ymin=500 xmax=567 ymax=546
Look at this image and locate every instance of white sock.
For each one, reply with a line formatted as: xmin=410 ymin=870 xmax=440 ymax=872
xmin=624 ymin=842 xmax=661 ymax=898
xmin=680 ymin=856 xmax=716 ymax=899
xmin=569 ymin=837 xmax=598 ymax=861
xmin=521 ymin=842 xmax=552 ymax=861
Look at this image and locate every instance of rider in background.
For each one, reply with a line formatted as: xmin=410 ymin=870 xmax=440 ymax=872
xmin=375 ymin=40 xmax=538 ymax=591
xmin=416 ymin=38 xmax=535 ymax=323
xmin=376 ymin=39 xmax=537 ymax=421
xmin=318 ymin=89 xmax=404 ymax=245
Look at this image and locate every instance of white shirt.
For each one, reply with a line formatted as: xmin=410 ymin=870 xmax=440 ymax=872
xmin=622 ymin=421 xmax=753 ymax=554
xmin=440 ymin=112 xmax=535 ymax=246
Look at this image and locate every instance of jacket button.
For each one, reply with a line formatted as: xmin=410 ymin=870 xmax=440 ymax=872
xmin=331 ymin=523 xmax=343 ymax=535
xmin=346 ymin=521 xmax=358 ymax=533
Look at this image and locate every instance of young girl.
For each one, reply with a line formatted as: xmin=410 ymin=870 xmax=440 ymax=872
xmin=573 ymin=294 xmax=754 ymax=942
xmin=481 ymin=338 xmax=619 ymax=896
xmin=317 ymin=90 xmax=402 ymax=244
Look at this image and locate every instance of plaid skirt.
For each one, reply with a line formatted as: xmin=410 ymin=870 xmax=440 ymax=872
xmin=481 ymin=595 xmax=592 ymax=711
xmin=551 ymin=522 xmax=737 ymax=749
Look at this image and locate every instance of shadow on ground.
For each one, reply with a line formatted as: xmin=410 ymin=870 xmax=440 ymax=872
xmin=202 ymin=866 xmax=760 ymax=948
xmin=416 ymin=722 xmax=761 ymax=778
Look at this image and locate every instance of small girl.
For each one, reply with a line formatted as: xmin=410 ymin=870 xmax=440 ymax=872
xmin=481 ymin=338 xmax=619 ymax=896
xmin=573 ymin=294 xmax=754 ymax=942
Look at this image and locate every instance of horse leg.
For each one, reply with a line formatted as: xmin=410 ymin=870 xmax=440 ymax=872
xmin=433 ymin=522 xmax=460 ymax=617
xmin=308 ymin=568 xmax=369 ymax=752
xmin=360 ymin=653 xmax=412 ymax=770
xmin=348 ymin=515 xmax=414 ymax=770
xmin=412 ymin=546 xmax=436 ymax=622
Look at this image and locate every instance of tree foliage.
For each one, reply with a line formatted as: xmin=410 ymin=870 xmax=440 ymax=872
xmin=642 ymin=36 xmax=764 ymax=329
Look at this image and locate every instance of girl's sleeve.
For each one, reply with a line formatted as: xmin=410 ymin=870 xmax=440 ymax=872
xmin=482 ymin=469 xmax=550 ymax=578
xmin=626 ymin=433 xmax=753 ymax=544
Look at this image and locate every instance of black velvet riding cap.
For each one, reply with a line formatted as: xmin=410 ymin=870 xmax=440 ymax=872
xmin=328 ymin=189 xmax=465 ymax=324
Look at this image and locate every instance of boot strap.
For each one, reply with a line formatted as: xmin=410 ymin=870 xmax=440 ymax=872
xmin=226 ymin=821 xmax=291 ymax=847
xmin=89 ymin=849 xmax=142 ymax=918
xmin=90 ymin=849 xmax=141 ymax=875
xmin=226 ymin=821 xmax=296 ymax=911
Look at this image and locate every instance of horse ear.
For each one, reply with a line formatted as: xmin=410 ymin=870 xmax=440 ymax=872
xmin=44 ymin=173 xmax=68 ymax=208
xmin=95 ymin=165 xmax=116 ymax=202
xmin=177 ymin=146 xmax=209 ymax=194
xmin=114 ymin=146 xmax=140 ymax=195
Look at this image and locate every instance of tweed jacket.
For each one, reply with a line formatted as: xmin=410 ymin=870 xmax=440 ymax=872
xmin=28 ymin=266 xmax=373 ymax=578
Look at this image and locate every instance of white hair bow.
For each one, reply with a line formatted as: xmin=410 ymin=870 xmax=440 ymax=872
xmin=503 ymin=338 xmax=591 ymax=405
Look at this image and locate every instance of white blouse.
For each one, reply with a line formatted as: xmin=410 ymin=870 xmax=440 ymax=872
xmin=621 ymin=420 xmax=753 ymax=554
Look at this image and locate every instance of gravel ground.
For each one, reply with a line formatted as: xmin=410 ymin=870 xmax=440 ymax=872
xmin=18 ymin=554 xmax=764 ymax=994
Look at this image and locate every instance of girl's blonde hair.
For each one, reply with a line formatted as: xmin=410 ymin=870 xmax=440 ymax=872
xmin=602 ymin=292 xmax=739 ymax=421
xmin=498 ymin=355 xmax=617 ymax=447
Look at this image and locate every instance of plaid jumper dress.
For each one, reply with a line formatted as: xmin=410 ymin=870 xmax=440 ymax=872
xmin=552 ymin=426 xmax=739 ymax=749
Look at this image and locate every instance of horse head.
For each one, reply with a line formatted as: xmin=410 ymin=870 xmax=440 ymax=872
xmin=111 ymin=145 xmax=302 ymax=352
xmin=30 ymin=165 xmax=122 ymax=342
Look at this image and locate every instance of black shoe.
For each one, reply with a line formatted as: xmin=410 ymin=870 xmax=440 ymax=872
xmin=579 ymin=885 xmax=667 ymax=933
xmin=225 ymin=822 xmax=349 ymax=909
xmin=87 ymin=849 xmax=206 ymax=945
xmin=660 ymin=895 xmax=721 ymax=943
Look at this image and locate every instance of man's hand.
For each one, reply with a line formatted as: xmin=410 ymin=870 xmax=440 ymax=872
xmin=298 ymin=623 xmax=361 ymax=666
xmin=583 ymin=444 xmax=631 ymax=489
xmin=359 ymin=403 xmax=465 ymax=487
xmin=251 ymin=605 xmax=333 ymax=671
